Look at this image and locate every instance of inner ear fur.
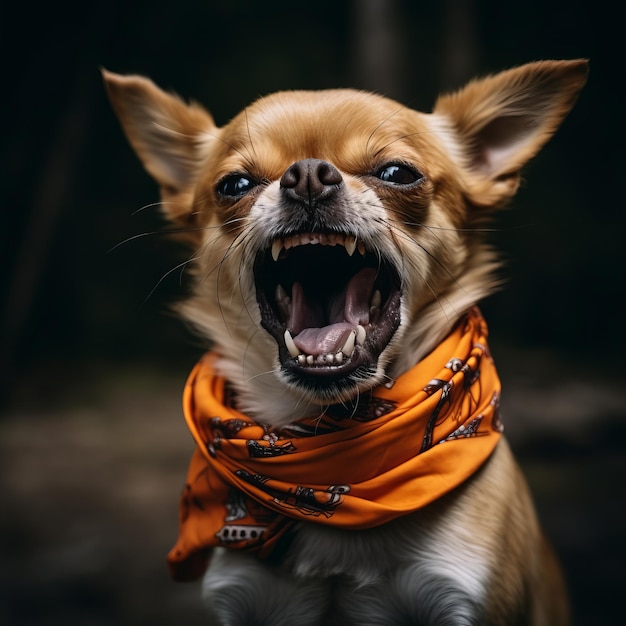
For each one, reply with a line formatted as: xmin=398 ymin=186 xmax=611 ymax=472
xmin=433 ymin=59 xmax=588 ymax=207
xmin=102 ymin=69 xmax=217 ymax=230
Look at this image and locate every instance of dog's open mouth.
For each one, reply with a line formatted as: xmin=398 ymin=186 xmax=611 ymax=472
xmin=254 ymin=232 xmax=401 ymax=388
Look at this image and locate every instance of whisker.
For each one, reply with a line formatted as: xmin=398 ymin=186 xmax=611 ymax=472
xmin=207 ymin=128 xmax=258 ymax=174
xmin=382 ymin=218 xmax=465 ymax=323
xmin=107 ymin=225 xmax=214 ymax=253
xmin=208 ymin=229 xmax=257 ymax=336
xmin=142 ymin=253 xmax=199 ymax=304
xmin=236 ymin=235 xmax=260 ymax=325
xmin=371 ymin=129 xmax=444 ymax=159
xmin=365 ymin=105 xmax=411 ymax=157
xmin=131 ymin=200 xmax=184 ymax=216
xmin=385 ymin=214 xmax=534 ymax=234
xmin=107 ymin=230 xmax=163 ymax=253
xmin=244 ymin=107 xmax=259 ymax=164
xmin=243 ymin=367 xmax=278 ymax=385
xmin=151 ymin=120 xmax=259 ymax=174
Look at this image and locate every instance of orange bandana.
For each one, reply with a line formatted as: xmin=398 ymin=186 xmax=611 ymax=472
xmin=167 ymin=308 xmax=503 ymax=581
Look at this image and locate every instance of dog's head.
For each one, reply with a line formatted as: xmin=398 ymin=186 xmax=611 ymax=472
xmin=104 ymin=60 xmax=587 ymax=423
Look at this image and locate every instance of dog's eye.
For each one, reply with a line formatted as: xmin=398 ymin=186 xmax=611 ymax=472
xmin=217 ymin=174 xmax=257 ymax=198
xmin=376 ymin=164 xmax=422 ymax=186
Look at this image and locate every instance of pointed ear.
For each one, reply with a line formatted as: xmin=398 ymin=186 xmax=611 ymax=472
xmin=433 ymin=59 xmax=588 ymax=207
xmin=102 ymin=69 xmax=217 ymax=226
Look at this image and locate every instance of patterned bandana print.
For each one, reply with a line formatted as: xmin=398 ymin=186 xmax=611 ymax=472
xmin=167 ymin=307 xmax=503 ymax=581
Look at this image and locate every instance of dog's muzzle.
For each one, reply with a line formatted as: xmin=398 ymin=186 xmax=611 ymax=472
xmin=253 ymin=159 xmax=401 ymax=394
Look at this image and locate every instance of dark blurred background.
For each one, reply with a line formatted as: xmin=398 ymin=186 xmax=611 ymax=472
xmin=1 ymin=1 xmax=624 ymax=624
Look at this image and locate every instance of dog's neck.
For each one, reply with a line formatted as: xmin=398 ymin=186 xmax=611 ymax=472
xmin=167 ymin=307 xmax=503 ymax=580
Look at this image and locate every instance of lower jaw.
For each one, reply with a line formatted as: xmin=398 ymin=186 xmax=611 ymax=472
xmin=259 ymin=291 xmax=402 ymax=397
xmin=274 ymin=336 xmax=391 ymax=401
xmin=281 ymin=349 xmax=368 ymax=379
xmin=281 ymin=360 xmax=379 ymax=402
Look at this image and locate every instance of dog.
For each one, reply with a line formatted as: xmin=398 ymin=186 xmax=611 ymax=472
xmin=104 ymin=59 xmax=587 ymax=625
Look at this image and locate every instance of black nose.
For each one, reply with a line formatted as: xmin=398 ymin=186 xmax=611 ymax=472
xmin=280 ymin=159 xmax=343 ymax=207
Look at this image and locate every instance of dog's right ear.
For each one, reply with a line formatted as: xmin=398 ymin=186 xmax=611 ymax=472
xmin=102 ymin=69 xmax=217 ymax=229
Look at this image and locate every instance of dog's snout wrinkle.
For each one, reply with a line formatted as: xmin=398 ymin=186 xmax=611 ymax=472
xmin=280 ymin=158 xmax=343 ymax=209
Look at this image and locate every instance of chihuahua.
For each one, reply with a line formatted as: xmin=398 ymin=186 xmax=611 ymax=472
xmin=104 ymin=59 xmax=587 ymax=625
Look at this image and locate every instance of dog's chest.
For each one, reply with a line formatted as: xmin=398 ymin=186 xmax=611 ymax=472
xmin=288 ymin=515 xmax=489 ymax=596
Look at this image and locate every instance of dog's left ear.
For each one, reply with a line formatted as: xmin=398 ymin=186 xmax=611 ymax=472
xmin=102 ymin=69 xmax=217 ymax=232
xmin=434 ymin=59 xmax=588 ymax=207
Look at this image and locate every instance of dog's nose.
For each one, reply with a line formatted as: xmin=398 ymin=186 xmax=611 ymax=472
xmin=280 ymin=159 xmax=343 ymax=207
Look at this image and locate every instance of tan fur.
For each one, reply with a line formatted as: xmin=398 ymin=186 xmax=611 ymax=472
xmin=104 ymin=60 xmax=587 ymax=624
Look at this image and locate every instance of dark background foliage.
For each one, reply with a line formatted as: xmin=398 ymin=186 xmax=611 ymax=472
xmin=1 ymin=1 xmax=624 ymax=624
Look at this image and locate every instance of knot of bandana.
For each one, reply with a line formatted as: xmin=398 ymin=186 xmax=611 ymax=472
xmin=167 ymin=308 xmax=503 ymax=581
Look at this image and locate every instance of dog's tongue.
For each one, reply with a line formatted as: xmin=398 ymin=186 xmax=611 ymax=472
xmin=290 ymin=268 xmax=376 ymax=355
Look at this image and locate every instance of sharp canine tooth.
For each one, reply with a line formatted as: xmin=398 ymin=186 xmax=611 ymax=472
xmin=276 ymin=284 xmax=288 ymax=303
xmin=272 ymin=240 xmax=282 ymax=261
xmin=284 ymin=330 xmax=300 ymax=358
xmin=357 ymin=241 xmax=366 ymax=256
xmin=345 ymin=236 xmax=357 ymax=256
xmin=356 ymin=325 xmax=366 ymax=346
xmin=342 ymin=331 xmax=356 ymax=357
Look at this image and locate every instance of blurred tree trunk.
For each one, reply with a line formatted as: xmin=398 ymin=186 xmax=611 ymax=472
xmin=0 ymin=73 xmax=94 ymax=403
xmin=349 ymin=0 xmax=407 ymax=101
xmin=349 ymin=0 xmax=477 ymax=99
xmin=440 ymin=0 xmax=478 ymax=91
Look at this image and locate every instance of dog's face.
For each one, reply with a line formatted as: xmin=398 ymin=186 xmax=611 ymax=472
xmin=197 ymin=90 xmax=461 ymax=400
xmin=104 ymin=61 xmax=587 ymax=423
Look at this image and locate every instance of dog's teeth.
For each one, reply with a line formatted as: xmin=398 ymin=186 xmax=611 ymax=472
xmin=371 ymin=290 xmax=382 ymax=308
xmin=295 ymin=352 xmax=342 ymax=366
xmin=345 ymin=236 xmax=357 ymax=257
xmin=341 ymin=330 xmax=356 ymax=357
xmin=356 ymin=325 xmax=366 ymax=346
xmin=369 ymin=291 xmax=382 ymax=322
xmin=284 ymin=330 xmax=300 ymax=358
xmin=271 ymin=239 xmax=283 ymax=261
xmin=357 ymin=241 xmax=366 ymax=256
xmin=276 ymin=284 xmax=289 ymax=303
xmin=276 ymin=285 xmax=291 ymax=319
